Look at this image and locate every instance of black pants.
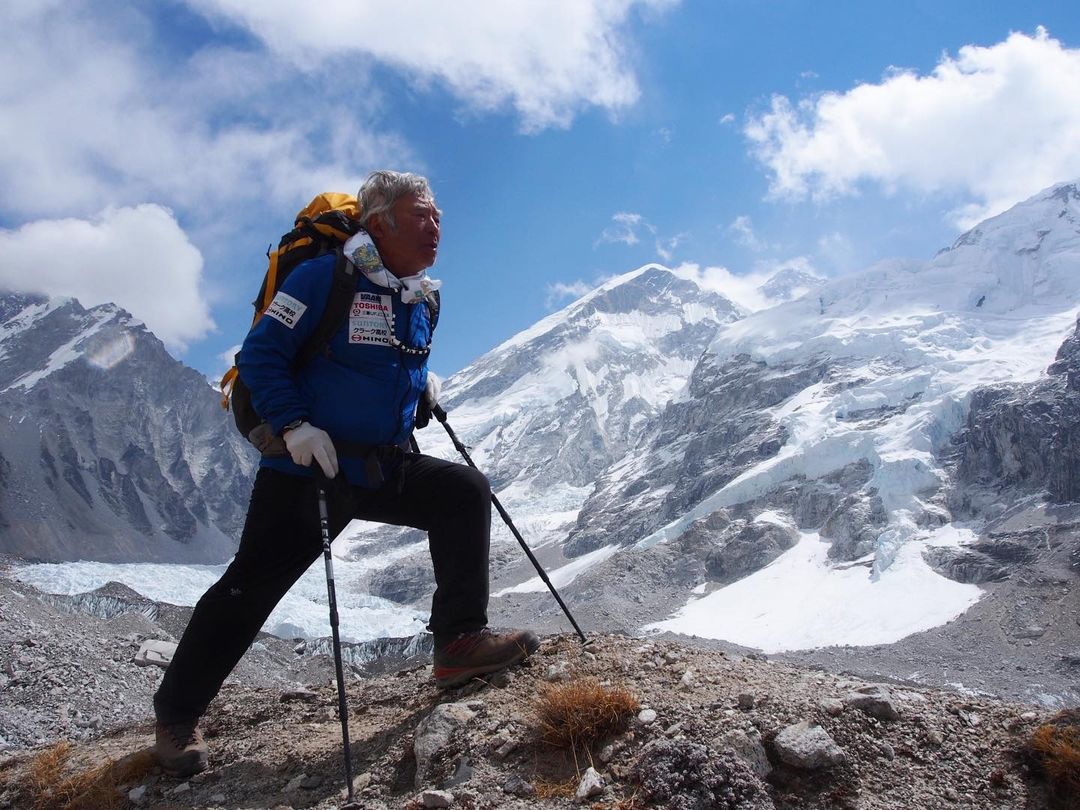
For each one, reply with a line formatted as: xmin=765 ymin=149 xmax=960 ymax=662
xmin=154 ymin=455 xmax=491 ymax=725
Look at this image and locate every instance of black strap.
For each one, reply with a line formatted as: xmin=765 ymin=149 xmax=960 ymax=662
xmin=290 ymin=249 xmax=356 ymax=373
xmin=427 ymin=288 xmax=441 ymax=331
xmin=333 ymin=439 xmax=409 ymax=491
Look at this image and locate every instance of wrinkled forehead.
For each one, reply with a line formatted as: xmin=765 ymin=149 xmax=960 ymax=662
xmin=399 ymin=192 xmax=441 ymax=217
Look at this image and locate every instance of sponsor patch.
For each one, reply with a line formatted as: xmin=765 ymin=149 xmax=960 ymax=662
xmin=265 ymin=291 xmax=307 ymax=329
xmin=349 ymin=292 xmax=394 ymax=346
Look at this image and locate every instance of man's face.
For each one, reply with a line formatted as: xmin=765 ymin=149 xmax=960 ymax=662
xmin=370 ymin=193 xmax=441 ymax=277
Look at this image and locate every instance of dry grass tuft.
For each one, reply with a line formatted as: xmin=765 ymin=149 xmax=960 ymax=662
xmin=534 ymin=676 xmax=639 ymax=752
xmin=531 ymin=773 xmax=582 ymax=800
xmin=15 ymin=740 xmax=156 ymax=810
xmin=1028 ymin=709 xmax=1080 ymax=806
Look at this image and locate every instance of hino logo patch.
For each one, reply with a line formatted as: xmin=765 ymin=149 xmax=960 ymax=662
xmin=265 ymin=291 xmax=307 ymax=329
xmin=349 ymin=292 xmax=394 ymax=346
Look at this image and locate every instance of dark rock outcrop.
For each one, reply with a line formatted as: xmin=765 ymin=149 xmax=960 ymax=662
xmin=950 ymin=314 xmax=1080 ymax=510
xmin=368 ymin=556 xmax=436 ymax=605
xmin=923 ymin=546 xmax=1010 ymax=584
xmin=822 ymin=492 xmax=888 ymax=561
xmin=699 ymin=516 xmax=799 ymax=584
xmin=565 ymin=354 xmax=829 ymax=556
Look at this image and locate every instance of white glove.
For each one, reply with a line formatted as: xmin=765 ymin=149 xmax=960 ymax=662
xmin=283 ymin=422 xmax=339 ymax=478
xmin=424 ymin=371 xmax=442 ymax=409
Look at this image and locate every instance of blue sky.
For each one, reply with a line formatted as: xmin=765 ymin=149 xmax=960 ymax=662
xmin=1 ymin=1 xmax=1078 ymax=380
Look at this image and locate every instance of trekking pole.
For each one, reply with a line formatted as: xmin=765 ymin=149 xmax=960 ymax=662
xmin=431 ymin=404 xmax=588 ymax=645
xmin=315 ymin=473 xmax=362 ymax=810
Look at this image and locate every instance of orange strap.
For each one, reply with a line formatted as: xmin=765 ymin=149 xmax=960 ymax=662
xmin=218 ymin=366 xmax=238 ymax=411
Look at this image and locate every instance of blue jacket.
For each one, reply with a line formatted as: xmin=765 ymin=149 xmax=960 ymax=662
xmin=238 ymin=252 xmax=433 ymax=487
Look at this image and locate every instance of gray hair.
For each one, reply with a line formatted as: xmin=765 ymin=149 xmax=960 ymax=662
xmin=357 ymin=171 xmax=435 ymax=230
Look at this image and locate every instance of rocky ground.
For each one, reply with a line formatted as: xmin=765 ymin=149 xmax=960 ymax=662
xmin=0 ymin=573 xmax=1075 ymax=809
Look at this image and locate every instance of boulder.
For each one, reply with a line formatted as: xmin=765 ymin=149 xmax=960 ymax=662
xmin=842 ymin=685 xmax=902 ymax=720
xmin=575 ymin=767 xmax=604 ymax=800
xmin=133 ymin=639 xmax=176 ymax=668
xmin=716 ymin=728 xmax=772 ymax=779
xmin=414 ymin=702 xmax=476 ymax=788
xmin=773 ymin=721 xmax=846 ymax=769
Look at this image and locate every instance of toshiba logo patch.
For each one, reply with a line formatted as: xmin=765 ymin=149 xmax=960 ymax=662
xmin=349 ymin=292 xmax=395 ymax=346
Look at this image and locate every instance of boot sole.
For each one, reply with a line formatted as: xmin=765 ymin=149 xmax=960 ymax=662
xmin=159 ymin=752 xmax=208 ymax=778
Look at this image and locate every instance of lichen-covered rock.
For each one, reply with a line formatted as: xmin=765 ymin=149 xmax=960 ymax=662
xmin=575 ymin=767 xmax=604 ymax=800
xmin=715 ymin=728 xmax=771 ymax=779
xmin=630 ymin=738 xmax=775 ymax=810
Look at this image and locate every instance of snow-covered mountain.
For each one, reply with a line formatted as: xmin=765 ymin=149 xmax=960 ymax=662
xmin=344 ymin=264 xmax=744 ymax=600
xmin=603 ymin=181 xmax=1080 ymax=559
xmin=349 ymin=181 xmax=1080 ymax=668
xmin=0 ymin=293 xmax=255 ymax=563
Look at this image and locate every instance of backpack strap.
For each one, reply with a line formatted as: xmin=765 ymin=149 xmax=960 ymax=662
xmin=290 ymin=249 xmax=356 ymax=373
xmin=426 ymin=288 xmax=440 ymax=334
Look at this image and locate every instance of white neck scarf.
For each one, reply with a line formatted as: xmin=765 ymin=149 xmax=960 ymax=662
xmin=343 ymin=230 xmax=443 ymax=304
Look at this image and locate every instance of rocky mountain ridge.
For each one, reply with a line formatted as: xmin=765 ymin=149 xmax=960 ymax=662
xmin=0 ymin=292 xmax=255 ymax=563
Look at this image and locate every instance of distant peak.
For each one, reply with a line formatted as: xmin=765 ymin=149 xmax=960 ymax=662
xmin=941 ymin=178 xmax=1080 ymax=255
xmin=1047 ymin=180 xmax=1080 ymax=204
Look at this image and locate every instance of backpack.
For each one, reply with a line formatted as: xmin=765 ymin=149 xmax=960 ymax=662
xmin=219 ymin=193 xmax=439 ymax=456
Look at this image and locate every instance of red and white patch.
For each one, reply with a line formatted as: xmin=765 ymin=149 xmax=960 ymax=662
xmin=349 ymin=292 xmax=394 ymax=346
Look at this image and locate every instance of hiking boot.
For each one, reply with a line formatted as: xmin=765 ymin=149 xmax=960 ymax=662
xmin=433 ymin=628 xmax=540 ymax=689
xmin=154 ymin=719 xmax=208 ymax=777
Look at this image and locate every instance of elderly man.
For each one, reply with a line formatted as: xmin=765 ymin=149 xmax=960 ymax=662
xmin=152 ymin=171 xmax=538 ymax=777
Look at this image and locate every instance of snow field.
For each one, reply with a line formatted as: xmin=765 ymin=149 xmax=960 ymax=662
xmin=13 ymin=532 xmax=428 ymax=644
xmin=644 ymin=530 xmax=982 ymax=652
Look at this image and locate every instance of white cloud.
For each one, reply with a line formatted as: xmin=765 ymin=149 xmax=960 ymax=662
xmin=654 ymin=232 xmax=686 ymax=262
xmin=719 ymin=113 xmax=736 ymax=125
xmin=0 ymin=205 xmax=213 ymax=350
xmin=209 ymin=343 xmax=244 ymax=388
xmin=726 ymin=215 xmax=769 ymax=251
xmin=0 ymin=5 xmax=411 ymax=222
xmin=597 ymin=212 xmax=685 ymax=262
xmin=184 ymin=0 xmax=675 ymax=132
xmin=546 ymin=280 xmax=596 ymax=307
xmin=745 ymin=28 xmax=1080 ymax=227
xmin=815 ymin=231 xmax=857 ymax=274
xmin=673 ymin=256 xmax=820 ymax=312
xmin=597 ymin=212 xmax=646 ymax=246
